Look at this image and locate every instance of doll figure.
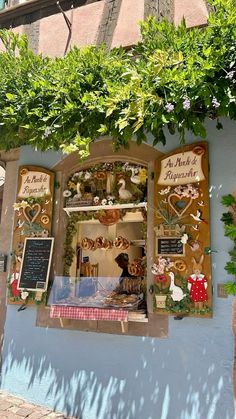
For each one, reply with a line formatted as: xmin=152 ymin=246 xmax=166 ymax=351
xmin=9 ymin=265 xmax=20 ymax=298
xmin=187 ymin=255 xmax=207 ymax=309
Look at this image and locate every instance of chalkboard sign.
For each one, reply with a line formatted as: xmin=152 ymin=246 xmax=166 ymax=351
xmin=157 ymin=237 xmax=184 ymax=256
xmin=18 ymin=238 xmax=54 ymax=291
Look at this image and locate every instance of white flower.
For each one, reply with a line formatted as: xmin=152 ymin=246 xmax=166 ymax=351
xmin=123 ymin=162 xmax=130 ymax=171
xmin=212 ymin=96 xmax=220 ymax=108
xmin=93 ymin=196 xmax=100 ymax=204
xmin=84 ymin=171 xmax=91 ymax=180
xmin=21 ymin=291 xmax=29 ymax=300
xmin=108 ymin=200 xmax=114 ymax=205
xmin=165 ymin=103 xmax=174 ymax=113
xmin=63 ymin=190 xmax=72 ymax=198
xmin=13 ymin=203 xmax=21 ymax=211
xmin=183 ymin=97 xmax=190 ymax=110
xmin=42 ymin=126 xmax=52 ymax=139
xmin=101 ymin=199 xmax=107 ymax=206
xmin=181 ymin=234 xmax=188 ymax=244
xmin=151 ymin=263 xmax=160 ymax=275
xmin=20 ymin=200 xmax=29 ymax=209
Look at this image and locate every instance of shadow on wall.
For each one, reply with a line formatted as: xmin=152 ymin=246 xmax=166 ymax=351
xmin=0 ymin=306 xmax=234 ymax=419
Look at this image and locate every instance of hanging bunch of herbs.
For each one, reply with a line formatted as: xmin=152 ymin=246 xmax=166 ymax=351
xmin=0 ymin=0 xmax=235 ymax=158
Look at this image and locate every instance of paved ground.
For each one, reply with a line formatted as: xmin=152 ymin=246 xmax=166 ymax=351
xmin=0 ymin=391 xmax=76 ymax=419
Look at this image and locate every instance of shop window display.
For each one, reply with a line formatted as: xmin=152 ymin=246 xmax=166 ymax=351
xmin=49 ymin=161 xmax=148 ymax=321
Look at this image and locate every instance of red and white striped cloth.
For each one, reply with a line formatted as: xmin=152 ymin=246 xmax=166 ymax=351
xmin=50 ymin=305 xmax=128 ymax=321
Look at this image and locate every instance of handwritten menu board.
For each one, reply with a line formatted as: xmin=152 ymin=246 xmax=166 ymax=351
xmin=18 ymin=238 xmax=54 ymax=291
xmin=157 ymin=237 xmax=184 ymax=256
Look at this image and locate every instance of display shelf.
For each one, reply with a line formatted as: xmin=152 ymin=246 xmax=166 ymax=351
xmin=63 ymin=202 xmax=147 ymax=216
xmin=130 ymin=240 xmax=145 ymax=247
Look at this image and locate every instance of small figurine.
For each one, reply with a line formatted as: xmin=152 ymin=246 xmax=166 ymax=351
xmin=169 ymin=272 xmax=185 ymax=302
xmin=9 ymin=261 xmax=21 ymax=298
xmin=187 ymin=255 xmax=207 ymax=309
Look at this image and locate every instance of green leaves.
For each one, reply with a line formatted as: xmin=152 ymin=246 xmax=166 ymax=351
xmin=224 ymin=281 xmax=236 ymax=295
xmin=0 ymin=0 xmax=235 ymax=155
xmin=224 ymin=225 xmax=236 ymax=240
xmin=221 ymin=212 xmax=233 ymax=225
xmin=221 ymin=191 xmax=236 ymax=294
xmin=221 ymin=194 xmax=236 ymax=207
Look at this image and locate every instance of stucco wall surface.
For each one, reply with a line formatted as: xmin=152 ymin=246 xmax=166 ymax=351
xmin=0 ymin=119 xmax=236 ymax=419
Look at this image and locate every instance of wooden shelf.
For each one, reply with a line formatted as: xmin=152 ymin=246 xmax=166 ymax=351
xmin=63 ymin=202 xmax=147 ymax=216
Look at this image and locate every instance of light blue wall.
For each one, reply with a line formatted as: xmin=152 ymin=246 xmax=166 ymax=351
xmin=0 ymin=120 xmax=235 ymax=419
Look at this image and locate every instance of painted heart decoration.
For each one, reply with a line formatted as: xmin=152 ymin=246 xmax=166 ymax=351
xmin=168 ymin=193 xmax=192 ymax=217
xmin=23 ymin=204 xmax=41 ymax=223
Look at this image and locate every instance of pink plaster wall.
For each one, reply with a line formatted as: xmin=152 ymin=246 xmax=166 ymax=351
xmin=174 ymin=0 xmax=208 ymax=27
xmin=38 ymin=1 xmax=105 ymax=57
xmin=111 ymin=0 xmax=144 ymax=48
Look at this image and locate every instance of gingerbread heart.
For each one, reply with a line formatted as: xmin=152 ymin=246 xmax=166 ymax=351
xmin=23 ymin=204 xmax=41 ymax=223
xmin=168 ymin=193 xmax=192 ymax=217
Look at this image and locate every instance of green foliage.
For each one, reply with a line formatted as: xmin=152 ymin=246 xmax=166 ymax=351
xmin=221 ymin=192 xmax=236 ymax=294
xmin=224 ymin=225 xmax=236 ymax=240
xmin=0 ymin=0 xmax=235 ymax=156
xmin=224 ymin=281 xmax=236 ymax=295
xmin=221 ymin=194 xmax=236 ymax=208
xmin=220 ymin=212 xmax=233 ymax=225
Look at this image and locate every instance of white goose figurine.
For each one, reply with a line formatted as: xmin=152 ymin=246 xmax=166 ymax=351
xmin=130 ymin=167 xmax=141 ymax=185
xmin=118 ymin=179 xmax=132 ymax=200
xmin=169 ymin=272 xmax=185 ymax=301
xmin=74 ymin=182 xmax=82 ymax=199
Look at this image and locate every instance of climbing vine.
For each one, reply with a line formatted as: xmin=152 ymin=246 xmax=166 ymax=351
xmin=221 ymin=194 xmax=236 ymax=294
xmin=0 ymin=0 xmax=235 ymax=158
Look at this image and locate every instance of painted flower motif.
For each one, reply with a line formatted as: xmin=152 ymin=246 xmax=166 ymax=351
xmin=183 ymin=97 xmax=190 ymax=110
xmin=101 ymin=199 xmax=107 ymax=206
xmin=151 ymin=263 xmax=161 ymax=275
xmin=138 ymin=168 xmax=147 ymax=184
xmin=21 ymin=291 xmax=29 ymax=300
xmin=93 ymin=196 xmax=100 ymax=205
xmin=212 ymin=96 xmax=220 ymax=108
xmin=165 ymin=103 xmax=174 ymax=113
xmin=151 ymin=257 xmax=174 ymax=275
xmin=84 ymin=171 xmax=91 ymax=180
xmin=154 ymin=274 xmax=167 ymax=283
xmin=63 ymin=190 xmax=72 ymax=198
xmin=20 ymin=200 xmax=28 ymax=209
xmin=174 ymin=184 xmax=199 ymax=199
xmin=13 ymin=200 xmax=28 ymax=211
xmin=159 ymin=186 xmax=171 ymax=195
